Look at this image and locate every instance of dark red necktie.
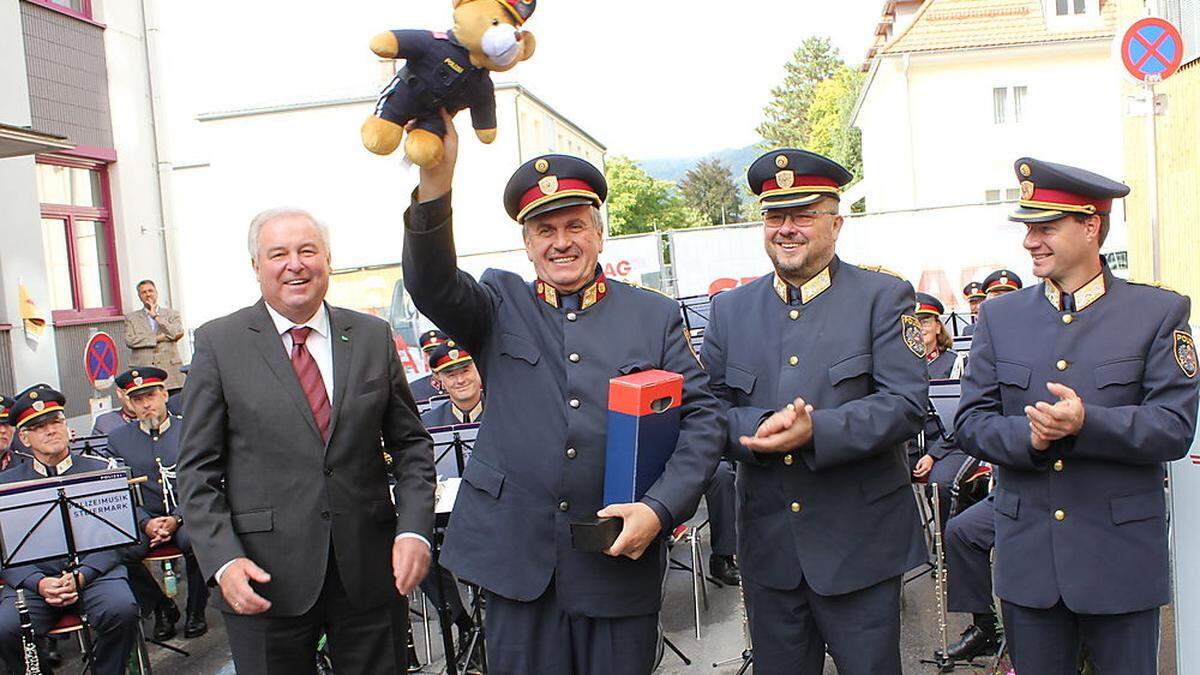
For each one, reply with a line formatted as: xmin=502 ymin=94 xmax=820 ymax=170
xmin=289 ymin=327 xmax=331 ymax=440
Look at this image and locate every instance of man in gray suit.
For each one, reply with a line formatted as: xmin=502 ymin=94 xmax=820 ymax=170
xmin=125 ymin=280 xmax=187 ymax=391
xmin=177 ymin=207 xmax=437 ymax=674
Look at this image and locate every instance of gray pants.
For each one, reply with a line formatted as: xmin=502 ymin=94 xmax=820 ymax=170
xmin=744 ymin=574 xmax=902 ymax=675
xmin=483 ymin=582 xmax=658 ymax=675
xmin=1003 ymin=600 xmax=1159 ymax=675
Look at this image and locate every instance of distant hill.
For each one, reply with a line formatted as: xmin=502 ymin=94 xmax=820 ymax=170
xmin=638 ymin=144 xmax=762 ymax=184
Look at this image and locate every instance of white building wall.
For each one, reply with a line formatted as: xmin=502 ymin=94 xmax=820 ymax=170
xmin=101 ymin=0 xmax=178 ymax=322
xmin=858 ymin=41 xmax=1126 ymax=254
xmin=172 ymin=86 xmax=603 ymax=329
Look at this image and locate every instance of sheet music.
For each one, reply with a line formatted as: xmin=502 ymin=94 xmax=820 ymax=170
xmin=435 ymin=477 xmax=461 ymax=514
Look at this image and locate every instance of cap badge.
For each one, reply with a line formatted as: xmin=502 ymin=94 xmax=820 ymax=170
xmin=134 ymin=377 xmax=144 ymax=386
xmin=1000 ymin=276 xmax=1009 ymax=286
xmin=449 ymin=349 xmax=460 ymax=360
xmin=538 ymin=175 xmax=559 ymax=196
xmin=775 ymin=170 xmax=795 ymax=189
xmin=32 ymin=401 xmax=45 ymax=412
xmin=1019 ymin=163 xmax=1032 ymax=177
xmin=775 ymin=155 xmax=788 ymax=169
xmin=534 ymin=158 xmax=549 ymax=173
xmin=1020 ymin=181 xmax=1035 ymax=200
xmin=447 ymin=340 xmax=456 ymax=348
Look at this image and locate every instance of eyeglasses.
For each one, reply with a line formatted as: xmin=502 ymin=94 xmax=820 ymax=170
xmin=763 ymin=210 xmax=838 ymax=228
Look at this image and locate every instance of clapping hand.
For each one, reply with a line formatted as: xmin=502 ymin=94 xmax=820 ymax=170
xmin=1025 ymin=382 xmax=1085 ymax=451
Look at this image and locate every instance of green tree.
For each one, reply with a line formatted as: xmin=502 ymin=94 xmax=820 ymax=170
xmin=605 ymin=156 xmax=706 ymax=235
xmin=756 ymin=36 xmax=843 ymax=149
xmin=804 ymin=67 xmax=864 ymax=180
xmin=678 ymin=159 xmax=743 ymax=225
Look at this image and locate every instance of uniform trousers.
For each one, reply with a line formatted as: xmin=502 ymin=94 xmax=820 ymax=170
xmin=1002 ymin=600 xmax=1159 ymax=675
xmin=483 ymin=581 xmax=658 ymax=675
xmin=945 ymin=495 xmax=994 ymax=614
xmin=705 ymin=460 xmax=737 ymax=557
xmin=744 ymin=574 xmax=902 ymax=675
xmin=0 ymin=575 xmax=139 ymax=675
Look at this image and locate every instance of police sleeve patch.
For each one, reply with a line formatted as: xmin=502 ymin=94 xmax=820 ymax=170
xmin=1174 ymin=330 xmax=1197 ymax=378
xmin=901 ymin=315 xmax=926 ymax=358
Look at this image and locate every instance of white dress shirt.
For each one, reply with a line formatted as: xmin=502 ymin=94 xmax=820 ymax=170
xmin=264 ymin=302 xmax=334 ymax=404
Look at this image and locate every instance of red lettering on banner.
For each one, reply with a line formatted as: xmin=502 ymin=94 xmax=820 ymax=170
xmin=706 ymin=276 xmax=761 ymax=296
xmin=604 ymin=260 xmax=633 ymax=277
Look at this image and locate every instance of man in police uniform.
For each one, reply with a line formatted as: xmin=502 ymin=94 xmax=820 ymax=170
xmin=982 ymin=268 xmax=1022 ymax=299
xmin=107 ymin=367 xmax=209 ymax=640
xmin=956 ymin=158 xmax=1198 ymax=674
xmin=961 ymin=281 xmax=985 ymax=337
xmin=418 ymin=343 xmax=481 ymax=670
xmin=0 ymin=396 xmax=17 ymax=470
xmin=0 ymin=387 xmax=140 ymax=675
xmin=422 ymin=344 xmax=484 ymax=427
xmin=701 ymin=148 xmax=928 ymax=674
xmin=410 ymin=329 xmax=453 ymax=402
xmin=402 ymin=114 xmax=724 ymax=673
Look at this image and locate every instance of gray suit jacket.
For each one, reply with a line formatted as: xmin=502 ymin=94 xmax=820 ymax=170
xmin=125 ymin=306 xmax=186 ymax=389
xmin=177 ymin=299 xmax=436 ymax=616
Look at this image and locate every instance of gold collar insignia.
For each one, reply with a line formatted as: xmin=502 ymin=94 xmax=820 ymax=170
xmin=1044 ymin=272 xmax=1106 ymax=312
xmin=33 ymin=454 xmax=73 ymax=477
xmin=773 ymin=265 xmax=832 ymax=305
xmin=536 ymin=270 xmax=609 ymax=310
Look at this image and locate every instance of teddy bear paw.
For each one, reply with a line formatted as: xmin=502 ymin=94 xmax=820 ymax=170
xmin=405 ymin=129 xmax=445 ymax=167
xmin=361 ymin=117 xmax=405 ymax=156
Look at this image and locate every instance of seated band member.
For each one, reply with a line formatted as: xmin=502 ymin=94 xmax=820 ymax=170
xmin=403 ymin=114 xmax=724 ymax=674
xmin=960 ymin=282 xmax=986 ymax=338
xmin=941 ymin=495 xmax=998 ymax=661
xmin=0 ymin=387 xmax=140 ymax=675
xmin=420 ymin=343 xmax=483 ymax=672
xmin=0 ymin=396 xmax=22 ymax=470
xmin=910 ymin=292 xmax=968 ymax=527
xmin=91 ymin=386 xmax=138 ymax=437
xmin=107 ymin=367 xmax=209 ymax=640
xmin=410 ymin=329 xmax=453 ymax=402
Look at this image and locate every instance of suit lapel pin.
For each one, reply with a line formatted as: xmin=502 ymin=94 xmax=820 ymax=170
xmin=340 ymin=335 xmax=349 ymax=342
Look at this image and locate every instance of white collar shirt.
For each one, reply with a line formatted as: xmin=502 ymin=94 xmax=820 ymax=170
xmin=264 ymin=301 xmax=335 ymax=404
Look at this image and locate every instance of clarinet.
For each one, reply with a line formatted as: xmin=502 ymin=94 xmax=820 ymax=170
xmin=931 ymin=485 xmax=953 ymax=672
xmin=15 ymin=589 xmax=43 ymax=674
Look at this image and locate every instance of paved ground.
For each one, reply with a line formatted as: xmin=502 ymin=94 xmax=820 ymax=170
xmin=40 ymin=503 xmax=1181 ymax=674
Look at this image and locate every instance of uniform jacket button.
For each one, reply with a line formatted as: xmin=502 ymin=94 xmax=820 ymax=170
xmin=566 ymin=448 xmax=577 ymax=459
xmin=1053 ymin=460 xmax=1064 ymax=472
xmin=569 ymin=398 xmax=580 ymax=409
xmin=1054 ymin=509 xmax=1066 ymax=521
xmin=566 ymin=312 xmax=578 ymax=322
xmin=559 ymin=501 xmax=570 ymax=512
xmin=783 ymin=454 xmax=794 ymax=466
xmin=1056 ymin=360 xmax=1069 ymax=371
xmin=790 ymin=501 xmax=802 ymax=513
xmin=789 ymin=309 xmax=800 ymax=320
xmin=1062 ymin=314 xmax=1074 ymax=324
xmin=788 ymin=355 xmax=799 ymax=366
xmin=569 ymin=353 xmax=580 ymax=363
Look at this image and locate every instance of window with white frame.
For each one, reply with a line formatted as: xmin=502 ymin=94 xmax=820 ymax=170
xmin=985 ymin=188 xmax=1022 ymax=204
xmin=1159 ymin=0 xmax=1200 ymax=64
xmin=992 ymin=86 xmax=1027 ymax=124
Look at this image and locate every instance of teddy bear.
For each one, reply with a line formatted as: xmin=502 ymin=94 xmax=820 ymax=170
xmin=361 ymin=0 xmax=537 ymax=167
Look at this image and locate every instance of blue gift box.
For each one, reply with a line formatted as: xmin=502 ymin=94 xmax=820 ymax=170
xmin=602 ymin=370 xmax=683 ymax=506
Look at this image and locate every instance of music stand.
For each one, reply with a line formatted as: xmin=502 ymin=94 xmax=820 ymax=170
xmin=0 ymin=468 xmax=140 ymax=674
xmin=69 ymin=436 xmax=116 ymax=464
xmin=424 ymin=423 xmax=480 ymax=675
xmin=677 ymin=294 xmax=712 ymax=354
xmin=427 ymin=423 xmax=480 ymax=479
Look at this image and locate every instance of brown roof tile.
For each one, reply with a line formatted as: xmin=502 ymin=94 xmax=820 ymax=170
xmin=883 ymin=0 xmax=1116 ymax=55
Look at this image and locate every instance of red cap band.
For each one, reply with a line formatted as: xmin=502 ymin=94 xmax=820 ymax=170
xmin=1028 ymin=187 xmax=1112 ymax=215
xmin=761 ymin=175 xmax=839 ymax=194
xmin=518 ymin=178 xmax=596 ymax=213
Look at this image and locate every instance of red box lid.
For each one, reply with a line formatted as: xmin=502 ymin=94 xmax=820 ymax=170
xmin=608 ymin=370 xmax=683 ymax=416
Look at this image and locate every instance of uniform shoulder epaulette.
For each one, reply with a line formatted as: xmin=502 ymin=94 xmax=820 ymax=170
xmin=627 ymin=281 xmax=676 ymax=300
xmin=857 ymin=264 xmax=904 ymax=279
xmin=1127 ymin=279 xmax=1181 ymax=295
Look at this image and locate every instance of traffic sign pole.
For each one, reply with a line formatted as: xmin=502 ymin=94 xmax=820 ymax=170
xmin=1146 ymin=78 xmax=1160 ymax=283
